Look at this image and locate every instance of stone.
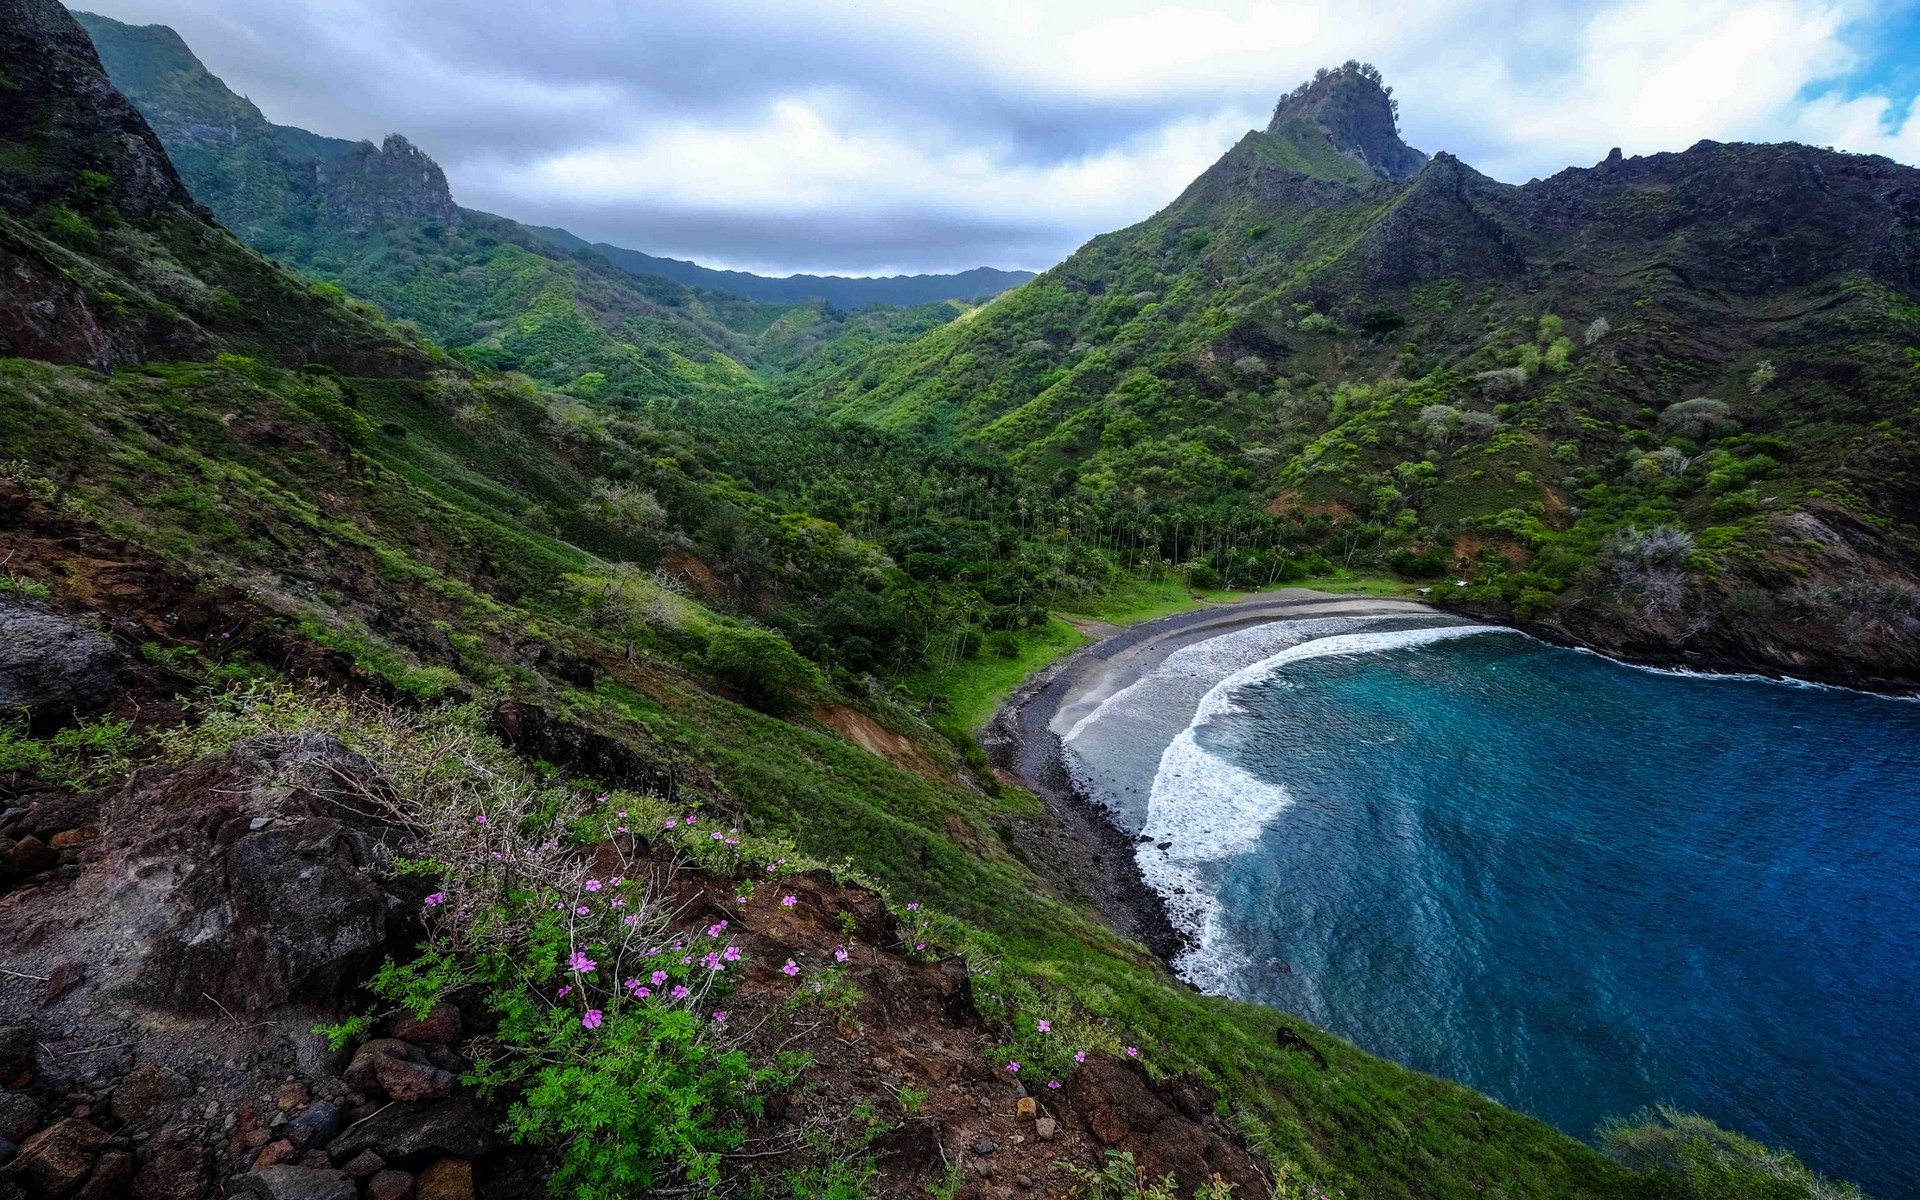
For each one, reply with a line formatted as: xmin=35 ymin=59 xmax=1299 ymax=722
xmin=365 ymin=1170 xmax=414 ymax=1200
xmin=972 ymin=1135 xmax=997 ymax=1156
xmin=8 ymin=836 xmax=54 ymax=877
xmin=325 ymin=1098 xmax=493 ymax=1167
xmin=111 ymin=1062 xmax=187 ymax=1128
xmin=226 ymin=1165 xmax=356 ymax=1200
xmin=4 ymin=1117 xmax=108 ymax=1196
xmin=252 ymin=1138 xmax=297 ymax=1169
xmin=283 ymin=1100 xmax=340 ymax=1152
xmin=275 ymin=1082 xmax=309 ymax=1113
xmin=345 ymin=1042 xmax=454 ymax=1103
xmin=126 ymin=1129 xmax=208 ymax=1200
xmin=0 ymin=600 xmax=123 ymax=716
xmin=1015 ymin=1097 xmax=1036 ymax=1118
xmin=1034 ymin=1117 xmax=1057 ymax=1142
xmin=413 ymin=1157 xmax=472 ymax=1200
xmin=47 ymin=826 xmax=96 ymax=851
xmin=388 ymin=1005 xmax=460 ymax=1048
xmin=0 ymin=1093 xmax=40 ymax=1143
xmin=339 ymin=1151 xmax=384 ymax=1180
xmin=70 ymin=1149 xmax=134 ymax=1200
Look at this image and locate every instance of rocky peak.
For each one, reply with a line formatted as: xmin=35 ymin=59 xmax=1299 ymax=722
xmin=315 ymin=132 xmax=460 ymax=233
xmin=0 ymin=0 xmax=199 ymax=218
xmin=1268 ymin=61 xmax=1428 ymax=182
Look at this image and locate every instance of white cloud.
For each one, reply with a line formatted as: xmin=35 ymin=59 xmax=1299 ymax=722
xmin=71 ymin=0 xmax=1920 ymax=274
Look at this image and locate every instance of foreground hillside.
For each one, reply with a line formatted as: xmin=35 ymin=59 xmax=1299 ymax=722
xmin=807 ymin=65 xmax=1920 ymax=689
xmin=0 ymin=5 xmax=1880 ymax=1198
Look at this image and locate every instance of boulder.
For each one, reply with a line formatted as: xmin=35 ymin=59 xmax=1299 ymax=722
xmin=364 ymin=1170 xmax=413 ymax=1200
xmin=1065 ymin=1056 xmax=1265 ymax=1199
xmin=127 ymin=1129 xmax=208 ymax=1200
xmin=283 ymin=1101 xmax=340 ymax=1152
xmin=325 ymin=1098 xmax=492 ymax=1168
xmin=413 ymin=1158 xmax=471 ymax=1200
xmin=388 ymin=1005 xmax=460 ymax=1047
xmin=344 ymin=1042 xmax=453 ymax=1103
xmin=0 ymin=1094 xmax=38 ymax=1143
xmin=111 ymin=1062 xmax=188 ymax=1128
xmin=3 ymin=1117 xmax=108 ymax=1197
xmin=339 ymin=1151 xmax=384 ymax=1181
xmin=251 ymin=1139 xmax=297 ymax=1170
xmin=0 ymin=600 xmax=122 ymax=716
xmin=226 ymin=1166 xmax=356 ymax=1200
xmin=69 ymin=1149 xmax=133 ymax=1200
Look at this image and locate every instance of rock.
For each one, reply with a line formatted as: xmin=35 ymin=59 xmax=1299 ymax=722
xmin=251 ymin=1138 xmax=297 ymax=1169
xmin=1014 ymin=1097 xmax=1036 ymax=1118
xmin=1065 ymin=1056 xmax=1265 ymax=1198
xmin=3 ymin=1117 xmax=108 ymax=1197
xmin=1016 ymin=1175 xmax=1034 ymax=1189
xmin=0 ymin=1029 xmax=30 ymax=1083
xmin=0 ymin=600 xmax=123 ymax=716
xmin=226 ymin=1165 xmax=356 ymax=1200
xmin=388 ymin=1006 xmax=460 ymax=1048
xmin=8 ymin=836 xmax=54 ymax=877
xmin=283 ymin=1101 xmax=340 ymax=1152
xmin=275 ymin=1083 xmax=308 ymax=1113
xmin=70 ymin=1149 xmax=134 ymax=1200
xmin=36 ymin=962 xmax=86 ymax=1006
xmin=364 ymin=1170 xmax=413 ymax=1200
xmin=1034 ymin=1117 xmax=1057 ymax=1142
xmin=413 ymin=1157 xmax=471 ymax=1200
xmin=47 ymin=827 xmax=96 ymax=851
xmin=325 ymin=1098 xmax=492 ymax=1167
xmin=111 ymin=1062 xmax=187 ymax=1128
xmin=971 ymin=1135 xmax=997 ymax=1156
xmin=0 ymin=1093 xmax=40 ymax=1143
xmin=126 ymin=1129 xmax=208 ymax=1200
xmin=344 ymin=1042 xmax=453 ymax=1103
xmin=339 ymin=1151 xmax=384 ymax=1181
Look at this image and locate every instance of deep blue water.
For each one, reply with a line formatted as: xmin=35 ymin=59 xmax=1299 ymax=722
xmin=1190 ymin=632 xmax=1920 ymax=1195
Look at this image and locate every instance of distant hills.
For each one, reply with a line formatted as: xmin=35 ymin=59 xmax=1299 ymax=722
xmin=71 ymin=11 xmax=1032 ymax=310
xmin=524 ymin=226 xmax=1035 ymax=308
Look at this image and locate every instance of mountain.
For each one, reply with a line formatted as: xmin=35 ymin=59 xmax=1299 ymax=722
xmin=524 ymin=224 xmax=1036 ymax=306
xmin=804 ymin=61 xmax=1920 ymax=689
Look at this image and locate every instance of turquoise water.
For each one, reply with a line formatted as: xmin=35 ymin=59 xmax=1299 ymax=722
xmin=1072 ymin=622 xmax=1920 ymax=1196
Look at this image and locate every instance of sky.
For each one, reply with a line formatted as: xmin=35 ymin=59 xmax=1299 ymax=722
xmin=71 ymin=0 xmax=1920 ymax=277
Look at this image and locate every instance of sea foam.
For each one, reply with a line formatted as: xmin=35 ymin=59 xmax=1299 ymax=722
xmin=1131 ymin=622 xmax=1512 ymax=990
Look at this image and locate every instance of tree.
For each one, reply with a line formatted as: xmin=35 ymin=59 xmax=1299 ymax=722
xmin=704 ymin=626 xmax=816 ymax=715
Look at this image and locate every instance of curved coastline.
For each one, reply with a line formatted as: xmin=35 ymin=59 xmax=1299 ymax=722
xmin=979 ymin=588 xmax=1437 ymax=963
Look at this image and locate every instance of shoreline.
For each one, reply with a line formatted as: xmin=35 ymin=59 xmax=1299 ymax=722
xmin=979 ymin=588 xmax=1437 ymax=964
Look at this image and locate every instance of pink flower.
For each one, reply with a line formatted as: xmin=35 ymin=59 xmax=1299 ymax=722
xmin=618 ymin=811 xmax=628 ymax=818
xmin=781 ymin=895 xmax=796 ymax=907
xmin=712 ymin=1010 xmax=728 ymax=1023
xmin=734 ymin=895 xmax=749 ymax=903
xmin=1126 ymin=1046 xmax=1138 ymax=1058
xmin=834 ymin=946 xmax=849 ymax=962
xmin=915 ymin=942 xmax=927 ymax=951
xmin=633 ymin=987 xmax=651 ymax=999
xmin=906 ymin=902 xmax=919 ymax=911
xmin=1074 ymin=1051 xmax=1086 ymax=1064
xmin=684 ymin=815 xmax=697 ymax=826
xmin=556 ymin=985 xmax=571 ymax=999
xmin=670 ymin=985 xmax=690 ymax=999
xmin=1036 ymin=1019 xmax=1051 ymax=1033
xmin=1005 ymin=1060 xmax=1020 ymax=1073
xmin=703 ymin=951 xmax=723 ymax=972
xmin=611 ymin=898 xmax=625 ymax=909
xmin=584 ymin=879 xmax=602 ymax=892
xmin=651 ymin=970 xmax=669 ymax=985
xmin=473 ymin=814 xmax=487 ymax=824
xmin=710 ymin=831 xmax=724 ymax=841
xmin=575 ymin=905 xmax=590 ymax=916
xmin=1047 ymin=1080 xmax=1061 ymax=1090
xmin=722 ymin=945 xmax=741 ymax=962
xmin=621 ymin=914 xmax=638 ymax=925
xmin=596 ymin=794 xmax=608 ymax=803
xmin=781 ymin=960 xmax=799 ymax=977
xmin=611 ymin=877 xmax=623 ymax=886
xmin=706 ymin=921 xmax=728 ymax=937
xmin=423 ymin=892 xmax=445 ymax=907
xmin=569 ymin=950 xmax=597 ymax=973
xmin=581 ymin=1009 xmax=602 ymax=1029
xmin=664 ymin=820 xmax=678 ymax=830
xmin=624 ymin=978 xmax=641 ymax=989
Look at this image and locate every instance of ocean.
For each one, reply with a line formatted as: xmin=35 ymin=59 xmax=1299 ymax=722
xmin=1060 ymin=616 xmax=1920 ymax=1197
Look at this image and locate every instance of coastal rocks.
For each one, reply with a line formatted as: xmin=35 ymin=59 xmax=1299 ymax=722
xmin=0 ymin=599 xmax=123 ymax=716
xmin=1065 ymin=1056 xmax=1265 ymax=1199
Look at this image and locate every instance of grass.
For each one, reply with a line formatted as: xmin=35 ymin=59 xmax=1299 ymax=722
xmin=901 ymin=617 xmax=1088 ymax=734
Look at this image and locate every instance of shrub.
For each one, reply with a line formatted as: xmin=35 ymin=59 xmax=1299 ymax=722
xmin=704 ymin=626 xmax=817 ymax=715
xmin=1660 ymin=398 xmax=1736 ymax=439
xmin=1386 ymin=548 xmax=1448 ymax=579
xmin=1601 ymin=1107 xmax=1868 ymax=1200
xmin=1584 ymin=317 xmax=1612 ymax=346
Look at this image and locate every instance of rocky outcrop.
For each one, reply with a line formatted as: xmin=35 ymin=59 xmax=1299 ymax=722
xmin=316 ymin=135 xmax=459 ymax=235
xmin=1267 ymin=62 xmax=1427 ymax=181
xmin=0 ymin=598 xmax=124 ymax=717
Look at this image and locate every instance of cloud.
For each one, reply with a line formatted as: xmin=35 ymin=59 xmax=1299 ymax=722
xmin=69 ymin=0 xmax=1920 ymax=275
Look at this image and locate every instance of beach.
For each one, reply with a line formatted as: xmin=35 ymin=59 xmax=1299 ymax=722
xmin=979 ymin=588 xmax=1436 ymax=961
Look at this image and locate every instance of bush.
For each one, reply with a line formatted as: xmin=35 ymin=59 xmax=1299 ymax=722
xmin=1601 ymin=1107 xmax=1868 ymax=1200
xmin=1386 ymin=548 xmax=1448 ymax=579
xmin=704 ymin=626 xmax=816 ymax=715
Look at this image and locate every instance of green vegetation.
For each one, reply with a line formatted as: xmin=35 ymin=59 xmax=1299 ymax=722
xmin=1602 ymin=1109 xmax=1868 ymax=1200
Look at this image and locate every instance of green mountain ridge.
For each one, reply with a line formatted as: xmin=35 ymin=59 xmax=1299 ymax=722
xmin=804 ymin=62 xmax=1920 ymax=688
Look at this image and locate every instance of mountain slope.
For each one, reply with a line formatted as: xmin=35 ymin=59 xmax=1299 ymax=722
xmin=524 ymin=223 xmax=1035 ymax=306
xmin=804 ymin=63 xmax=1920 ymax=688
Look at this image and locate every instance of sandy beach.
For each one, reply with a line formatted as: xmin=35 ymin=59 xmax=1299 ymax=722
xmin=980 ymin=588 xmax=1437 ymax=961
